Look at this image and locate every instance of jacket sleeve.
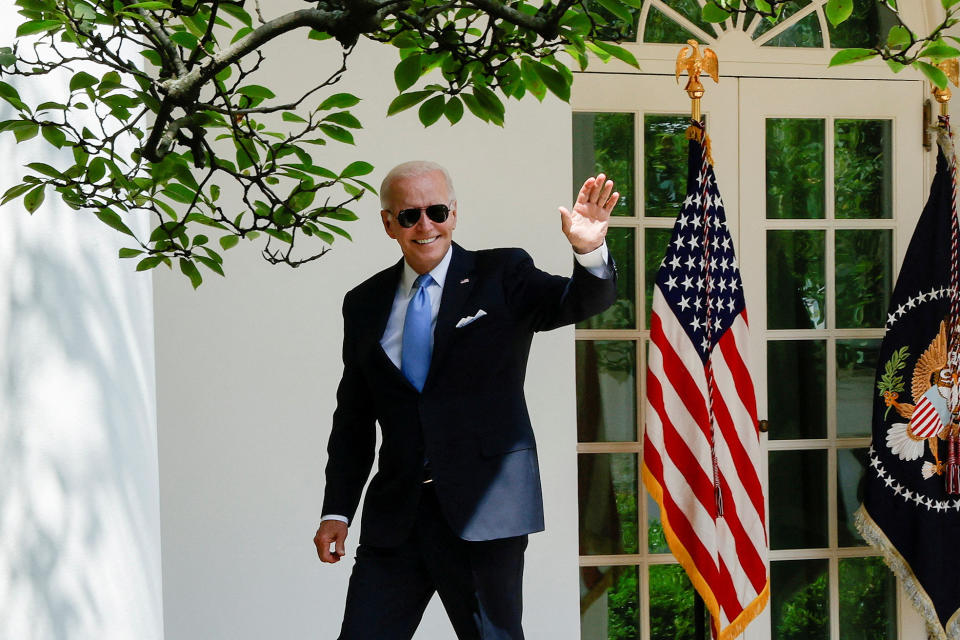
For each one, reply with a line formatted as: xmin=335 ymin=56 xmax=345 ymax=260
xmin=502 ymin=248 xmax=617 ymax=332
xmin=320 ymin=292 xmax=377 ymax=524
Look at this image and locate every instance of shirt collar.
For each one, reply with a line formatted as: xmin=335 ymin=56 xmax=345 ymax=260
xmin=400 ymin=245 xmax=453 ymax=293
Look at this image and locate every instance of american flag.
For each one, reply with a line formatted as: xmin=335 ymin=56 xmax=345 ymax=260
xmin=642 ymin=125 xmax=769 ymax=639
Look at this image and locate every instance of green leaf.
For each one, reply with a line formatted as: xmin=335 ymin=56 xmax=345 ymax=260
xmin=387 ymin=90 xmax=433 ymax=116
xmin=318 ymin=124 xmax=354 ymax=145
xmin=195 ymin=255 xmax=224 ymax=276
xmin=827 ymin=48 xmax=877 ymax=67
xmin=41 ymin=126 xmax=67 ymax=148
xmin=0 ymin=81 xmax=26 ymax=110
xmin=921 ymin=43 xmax=960 ymax=61
xmin=444 ymin=96 xmax=464 ymax=125
xmin=594 ymin=41 xmax=640 ymax=69
xmin=319 ymin=93 xmax=360 ymax=110
xmin=237 ymin=85 xmax=276 ymax=100
xmin=701 ymin=2 xmax=731 ymax=23
xmin=136 ymin=256 xmax=165 ymax=271
xmin=2 ymin=182 xmax=34 ymax=205
xmin=341 ymin=161 xmax=374 ymax=178
xmin=26 ymin=162 xmax=62 ymax=178
xmin=219 ymin=3 xmax=252 ymax=27
xmin=418 ymin=95 xmax=445 ymax=126
xmin=886 ymin=58 xmax=906 ymax=73
xmin=323 ymin=111 xmax=362 ymax=128
xmin=308 ymin=29 xmax=332 ymax=41
xmin=461 ymin=93 xmax=489 ymax=123
xmin=219 ymin=235 xmax=240 ymax=250
xmin=16 ymin=20 xmax=63 ymax=37
xmin=754 ymin=0 xmax=771 ymax=12
xmin=14 ymin=122 xmax=39 ymax=142
xmin=533 ymin=62 xmax=570 ymax=102
xmin=320 ymin=222 xmax=352 ymax=241
xmin=96 ymin=207 xmax=135 ymax=237
xmin=119 ymin=248 xmax=143 ymax=258
xmin=23 ymin=184 xmax=45 ymax=213
xmin=192 ymin=234 xmax=209 ymax=246
xmin=916 ymin=60 xmax=950 ymax=89
xmin=124 ymin=1 xmax=172 ymax=8
xmin=169 ymin=31 xmax=198 ymax=49
xmin=593 ymin=0 xmax=633 ymax=25
xmin=87 ymin=157 xmax=107 ymax=182
xmin=163 ymin=183 xmax=197 ymax=204
xmin=69 ymin=71 xmax=99 ymax=92
xmin=944 ymin=0 xmax=960 ymax=9
xmin=282 ymin=111 xmax=307 ymax=123
xmin=521 ymin=59 xmax=547 ymax=102
xmin=179 ymin=258 xmax=203 ymax=289
xmin=887 ymin=25 xmax=911 ymax=48
xmin=825 ymin=0 xmax=853 ymax=26
xmin=394 ymin=53 xmax=422 ymax=92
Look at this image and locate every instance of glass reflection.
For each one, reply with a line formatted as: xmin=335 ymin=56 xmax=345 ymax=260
xmin=578 ymin=227 xmax=636 ymax=330
xmin=580 ymin=565 xmax=640 ymax=640
xmin=649 ymin=564 xmax=710 ymax=640
xmin=763 ymin=12 xmax=824 ymax=47
xmin=837 ymin=447 xmax=869 ymax=547
xmin=644 ymin=6 xmax=699 ymax=44
xmin=579 ymin=453 xmax=639 ymax=555
xmin=770 ymin=449 xmax=828 ymax=549
xmin=767 ymin=230 xmax=826 ymax=330
xmin=771 ymin=559 xmax=829 ymax=640
xmin=573 ymin=112 xmax=635 ymax=217
xmin=766 ymin=119 xmax=825 ymax=219
xmin=768 ymin=340 xmax=826 ymax=440
xmin=576 ymin=341 xmax=638 ymax=442
xmin=835 ymin=119 xmax=892 ymax=219
xmin=647 ymin=493 xmax=670 ymax=554
xmin=839 ymin=556 xmax=897 ymax=640
xmin=645 ymin=114 xmax=699 ymax=218
xmin=836 ymin=229 xmax=892 ymax=329
xmin=645 ymin=227 xmax=672 ymax=327
xmin=837 ymin=339 xmax=881 ymax=437
xmin=828 ymin=0 xmax=898 ymax=49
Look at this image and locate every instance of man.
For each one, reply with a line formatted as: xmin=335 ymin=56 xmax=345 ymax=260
xmin=314 ymin=160 xmax=617 ymax=639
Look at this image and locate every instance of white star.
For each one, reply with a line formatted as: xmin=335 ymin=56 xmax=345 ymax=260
xmin=870 ymin=456 xmax=880 ymax=468
xmin=714 ymin=194 xmax=724 ymax=209
xmin=682 ymin=195 xmax=693 ymax=209
xmin=694 ymin=298 xmax=702 ymax=311
xmin=693 ymin=193 xmax=702 ymax=209
xmin=678 ymin=296 xmax=691 ymax=311
xmin=717 ymin=279 xmax=728 ymax=292
xmin=935 ymin=500 xmax=946 ymax=512
xmin=896 ymin=304 xmax=906 ymax=317
xmin=710 ymin=257 xmax=718 ymax=272
xmin=665 ymin=275 xmax=678 ymax=291
xmin=917 ymin=291 xmax=928 ymax=303
xmin=720 ymin=257 xmax=729 ymax=272
xmin=914 ymin=493 xmax=924 ymax=506
xmin=678 ymin=214 xmax=689 ymax=229
xmin=893 ymin=484 xmax=903 ymax=495
xmin=686 ymin=255 xmax=698 ymax=271
xmin=887 ymin=312 xmax=897 ymax=326
xmin=721 ymin=237 xmax=731 ymax=251
xmin=953 ymin=499 xmax=960 ymax=511
xmin=701 ymin=336 xmax=710 ymax=351
xmin=712 ymin=214 xmax=722 ymax=229
xmin=925 ymin=497 xmax=934 ymax=511
xmin=903 ymin=489 xmax=913 ymax=501
xmin=669 ymin=255 xmax=682 ymax=270
xmin=729 ymin=279 xmax=739 ymax=293
xmin=730 ymin=256 xmax=738 ymax=270
xmin=687 ymin=236 xmax=698 ymax=251
xmin=682 ymin=276 xmax=694 ymax=290
xmin=884 ymin=476 xmax=894 ymax=487
xmin=672 ymin=236 xmax=685 ymax=251
xmin=906 ymin=296 xmax=917 ymax=309
xmin=712 ymin=236 xmax=720 ymax=251
xmin=690 ymin=316 xmax=702 ymax=332
xmin=697 ymin=277 xmax=705 ymax=291
xmin=727 ymin=298 xmax=736 ymax=313
xmin=696 ymin=171 xmax=705 ymax=186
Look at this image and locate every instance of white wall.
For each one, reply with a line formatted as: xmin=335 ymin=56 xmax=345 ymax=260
xmin=0 ymin=5 xmax=163 ymax=639
xmin=154 ymin=25 xmax=582 ymax=640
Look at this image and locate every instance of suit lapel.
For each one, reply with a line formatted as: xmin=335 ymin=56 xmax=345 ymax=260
xmin=426 ymin=243 xmax=475 ymax=388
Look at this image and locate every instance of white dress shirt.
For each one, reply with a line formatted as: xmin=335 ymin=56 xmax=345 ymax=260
xmin=320 ymin=242 xmax=611 ymax=525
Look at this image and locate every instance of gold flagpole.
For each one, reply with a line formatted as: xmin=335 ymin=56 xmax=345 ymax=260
xmin=675 ymin=39 xmax=719 ymax=124
xmin=932 ymin=59 xmax=959 ymax=117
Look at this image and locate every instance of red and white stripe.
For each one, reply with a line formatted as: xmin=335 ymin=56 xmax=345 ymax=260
xmin=910 ymin=395 xmax=944 ymax=440
xmin=643 ymin=290 xmax=769 ymax=639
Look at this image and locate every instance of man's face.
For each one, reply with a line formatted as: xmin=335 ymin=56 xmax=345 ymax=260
xmin=380 ymin=170 xmax=457 ymax=274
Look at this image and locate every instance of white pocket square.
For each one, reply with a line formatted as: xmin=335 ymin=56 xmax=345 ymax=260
xmin=455 ymin=309 xmax=487 ymax=328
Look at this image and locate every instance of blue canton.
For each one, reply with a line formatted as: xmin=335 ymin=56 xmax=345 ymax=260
xmin=655 ymin=161 xmax=745 ymax=364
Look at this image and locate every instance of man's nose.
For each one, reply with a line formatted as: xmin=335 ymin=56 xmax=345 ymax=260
xmin=413 ymin=210 xmax=434 ymax=230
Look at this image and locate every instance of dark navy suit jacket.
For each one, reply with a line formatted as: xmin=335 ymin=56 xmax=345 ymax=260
xmin=321 ymin=243 xmax=616 ymax=546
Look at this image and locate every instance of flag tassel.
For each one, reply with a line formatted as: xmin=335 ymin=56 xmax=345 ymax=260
xmin=947 ymin=428 xmax=960 ymax=494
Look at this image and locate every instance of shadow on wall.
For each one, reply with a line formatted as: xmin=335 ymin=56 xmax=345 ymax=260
xmin=0 ymin=88 xmax=163 ymax=639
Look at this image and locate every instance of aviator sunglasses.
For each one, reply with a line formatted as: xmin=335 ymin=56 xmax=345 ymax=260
xmin=393 ymin=204 xmax=451 ymax=228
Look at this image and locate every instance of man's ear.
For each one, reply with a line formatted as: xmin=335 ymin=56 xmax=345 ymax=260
xmin=449 ymin=200 xmax=457 ymax=230
xmin=380 ymin=210 xmax=396 ymax=239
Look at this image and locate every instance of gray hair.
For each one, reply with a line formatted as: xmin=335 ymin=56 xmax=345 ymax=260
xmin=380 ymin=160 xmax=456 ymax=210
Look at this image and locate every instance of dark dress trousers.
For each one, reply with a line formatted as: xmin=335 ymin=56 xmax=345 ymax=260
xmin=322 ymin=243 xmax=616 ymax=638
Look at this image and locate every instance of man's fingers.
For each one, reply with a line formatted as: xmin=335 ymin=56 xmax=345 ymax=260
xmin=335 ymin=536 xmax=346 ymax=558
xmin=602 ymin=191 xmax=620 ymax=216
xmin=576 ymin=177 xmax=596 ymax=205
xmin=559 ymin=206 xmax=573 ymax=235
xmin=315 ymin=522 xmax=348 ymax=564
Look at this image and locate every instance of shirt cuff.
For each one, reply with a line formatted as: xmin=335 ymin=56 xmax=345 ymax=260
xmin=320 ymin=514 xmax=349 ymax=525
xmin=574 ymin=242 xmax=612 ymax=279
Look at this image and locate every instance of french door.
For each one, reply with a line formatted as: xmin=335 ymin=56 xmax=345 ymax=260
xmin=573 ymin=73 xmax=927 ymax=639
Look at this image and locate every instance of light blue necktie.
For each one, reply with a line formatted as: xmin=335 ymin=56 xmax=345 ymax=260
xmin=401 ymin=273 xmax=434 ymax=391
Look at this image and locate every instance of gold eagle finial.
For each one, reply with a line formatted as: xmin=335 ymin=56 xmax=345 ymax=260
xmin=932 ymin=59 xmax=960 ymax=109
xmin=675 ymin=39 xmax=719 ymax=99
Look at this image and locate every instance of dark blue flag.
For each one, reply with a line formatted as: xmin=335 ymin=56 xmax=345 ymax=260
xmin=857 ymin=127 xmax=960 ymax=640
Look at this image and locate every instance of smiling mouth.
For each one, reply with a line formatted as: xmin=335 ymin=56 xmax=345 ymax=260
xmin=414 ymin=237 xmax=438 ymax=245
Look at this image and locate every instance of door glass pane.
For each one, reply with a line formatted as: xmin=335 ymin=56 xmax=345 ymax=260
xmin=836 ymin=229 xmax=892 ymax=328
xmin=768 ymin=340 xmax=827 ymax=439
xmin=647 ymin=493 xmax=670 ymax=554
xmin=573 ymin=112 xmax=635 ymax=217
xmin=754 ymin=0 xmax=812 ymax=39
xmin=580 ymin=565 xmax=640 ymax=640
xmin=770 ymin=449 xmax=828 ymax=549
xmin=837 ymin=339 xmax=881 ymax=437
xmin=576 ymin=340 xmax=638 ymax=442
xmin=644 ymin=5 xmax=699 ymax=44
xmin=837 ymin=447 xmax=869 ymax=547
xmin=645 ymin=227 xmax=672 ymax=326
xmin=578 ymin=227 xmax=636 ymax=329
xmin=766 ymin=119 xmax=826 ymax=219
xmin=645 ymin=114 xmax=696 ymax=218
xmin=767 ymin=229 xmax=826 ymax=329
xmin=579 ymin=453 xmax=639 ymax=555
xmin=771 ymin=559 xmax=829 ymax=640
xmin=828 ymin=0 xmax=898 ymax=49
xmin=649 ymin=564 xmax=710 ymax=640
xmin=835 ymin=119 xmax=893 ymax=219
xmin=762 ymin=12 xmax=824 ymax=47
xmin=583 ymin=0 xmax=640 ymax=42
xmin=839 ymin=556 xmax=897 ymax=640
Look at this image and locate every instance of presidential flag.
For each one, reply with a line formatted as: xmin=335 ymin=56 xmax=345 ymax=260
xmin=642 ymin=121 xmax=769 ymax=639
xmin=856 ymin=121 xmax=960 ymax=640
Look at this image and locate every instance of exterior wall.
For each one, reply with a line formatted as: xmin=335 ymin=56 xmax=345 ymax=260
xmin=153 ymin=34 xmax=582 ymax=640
xmin=0 ymin=5 xmax=162 ymax=639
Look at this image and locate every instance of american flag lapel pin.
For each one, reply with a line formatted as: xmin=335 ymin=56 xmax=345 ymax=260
xmin=460 ymin=278 xmax=469 ymax=284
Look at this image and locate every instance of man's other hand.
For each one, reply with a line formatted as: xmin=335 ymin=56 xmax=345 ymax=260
xmin=314 ymin=520 xmax=348 ymax=563
xmin=560 ymin=173 xmax=618 ymax=254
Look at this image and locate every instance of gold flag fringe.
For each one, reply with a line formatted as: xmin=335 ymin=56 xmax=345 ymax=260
xmin=685 ymin=123 xmax=714 ymax=167
xmin=855 ymin=506 xmax=960 ymax=639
